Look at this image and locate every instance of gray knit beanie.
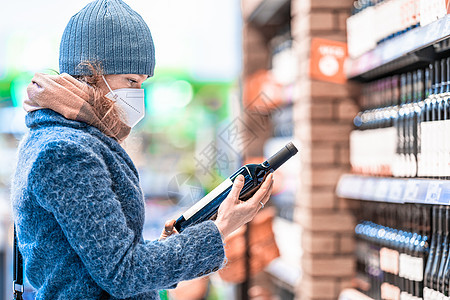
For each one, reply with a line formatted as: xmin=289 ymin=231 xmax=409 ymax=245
xmin=59 ymin=0 xmax=155 ymax=76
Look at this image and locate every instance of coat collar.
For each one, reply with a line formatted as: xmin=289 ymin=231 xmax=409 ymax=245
xmin=25 ymin=109 xmax=139 ymax=178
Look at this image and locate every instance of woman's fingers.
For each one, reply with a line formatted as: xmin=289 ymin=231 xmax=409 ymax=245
xmin=158 ymin=219 xmax=179 ymax=241
xmin=229 ymin=175 xmax=245 ymax=201
xmin=259 ymin=181 xmax=273 ymax=208
xmin=249 ymin=173 xmax=274 ymax=207
xmin=165 ymin=219 xmax=176 ymax=232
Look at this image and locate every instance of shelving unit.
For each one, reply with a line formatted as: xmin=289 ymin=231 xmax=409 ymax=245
xmin=340 ymin=5 xmax=450 ymax=300
xmin=345 ymin=14 xmax=450 ymax=81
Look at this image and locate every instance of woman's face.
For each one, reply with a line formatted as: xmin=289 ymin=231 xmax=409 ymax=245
xmin=100 ymin=74 xmax=148 ymax=94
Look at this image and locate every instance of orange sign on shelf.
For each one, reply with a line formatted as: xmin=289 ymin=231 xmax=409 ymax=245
xmin=310 ymin=38 xmax=348 ymax=84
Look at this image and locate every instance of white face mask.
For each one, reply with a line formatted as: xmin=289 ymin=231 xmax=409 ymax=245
xmin=102 ymin=76 xmax=145 ymax=128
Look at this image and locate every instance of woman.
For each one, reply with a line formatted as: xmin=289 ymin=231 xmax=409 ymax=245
xmin=11 ymin=0 xmax=273 ymax=299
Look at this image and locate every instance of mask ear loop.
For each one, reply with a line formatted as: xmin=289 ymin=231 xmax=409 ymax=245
xmin=102 ymin=75 xmax=118 ymax=100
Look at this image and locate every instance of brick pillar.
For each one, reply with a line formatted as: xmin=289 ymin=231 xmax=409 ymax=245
xmin=291 ymin=0 xmax=360 ymax=299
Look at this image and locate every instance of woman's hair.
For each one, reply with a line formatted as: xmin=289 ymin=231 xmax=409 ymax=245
xmin=73 ymin=61 xmax=126 ymax=138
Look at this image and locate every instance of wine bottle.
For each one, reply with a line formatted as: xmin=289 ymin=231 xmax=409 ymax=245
xmin=433 ymin=60 xmax=443 ymax=179
xmin=410 ymin=205 xmax=427 ymax=299
xmin=174 ymin=142 xmax=298 ymax=233
xmin=430 ymin=206 xmax=444 ymax=299
xmin=418 ymin=67 xmax=431 ymax=178
xmin=424 ymin=206 xmax=438 ymax=299
xmin=445 ymin=58 xmax=450 ymax=180
xmin=438 ymin=206 xmax=450 ymax=298
xmin=406 ymin=72 xmax=415 ymax=177
xmin=419 ymin=205 xmax=431 ymax=300
xmin=415 ymin=69 xmax=424 ymax=179
xmin=422 ymin=64 xmax=434 ymax=178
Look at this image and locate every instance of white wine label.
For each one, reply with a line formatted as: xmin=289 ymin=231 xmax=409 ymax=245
xmin=380 ymin=247 xmax=400 ymax=274
xmin=400 ymin=291 xmax=410 ymax=300
xmin=182 ymin=178 xmax=233 ymax=220
xmin=444 ymin=120 xmax=450 ymax=176
xmin=423 ymin=287 xmax=430 ymax=300
xmin=409 ymin=256 xmax=424 ymax=281
xmin=399 ymin=253 xmax=410 ymax=278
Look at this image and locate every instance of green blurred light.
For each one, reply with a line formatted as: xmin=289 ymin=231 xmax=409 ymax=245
xmin=148 ymin=79 xmax=193 ymax=115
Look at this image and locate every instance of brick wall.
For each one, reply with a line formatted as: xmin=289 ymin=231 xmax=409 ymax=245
xmin=291 ymin=0 xmax=359 ymax=299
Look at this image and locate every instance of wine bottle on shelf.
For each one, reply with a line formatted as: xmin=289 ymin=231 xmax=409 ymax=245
xmin=399 ymin=204 xmax=413 ymax=299
xmin=418 ymin=67 xmax=430 ymax=178
xmin=380 ymin=205 xmax=395 ymax=299
xmin=430 ymin=206 xmax=444 ymax=299
xmin=412 ymin=204 xmax=430 ymax=300
xmin=411 ymin=70 xmax=422 ymax=178
xmin=394 ymin=74 xmax=406 ymax=177
xmin=443 ymin=209 xmax=450 ymax=299
xmin=420 ymin=64 xmax=434 ymax=178
xmin=433 ymin=60 xmax=443 ymax=179
xmin=419 ymin=205 xmax=431 ymax=300
xmin=405 ymin=72 xmax=415 ymax=177
xmin=438 ymin=206 xmax=450 ymax=299
xmin=397 ymin=204 xmax=406 ymax=297
xmin=437 ymin=59 xmax=445 ymax=180
xmin=424 ymin=206 xmax=438 ymax=299
xmin=407 ymin=205 xmax=420 ymax=299
xmin=415 ymin=69 xmax=425 ymax=179
xmin=173 ymin=142 xmax=298 ymax=233
xmin=444 ymin=57 xmax=450 ymax=181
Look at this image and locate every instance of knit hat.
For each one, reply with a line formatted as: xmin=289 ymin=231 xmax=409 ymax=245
xmin=59 ymin=0 xmax=155 ymax=76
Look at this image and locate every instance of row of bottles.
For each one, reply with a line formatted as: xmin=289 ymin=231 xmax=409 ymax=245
xmin=355 ymin=202 xmax=431 ymax=299
xmin=350 ymin=56 xmax=450 ymax=178
xmin=347 ymin=0 xmax=448 ymax=58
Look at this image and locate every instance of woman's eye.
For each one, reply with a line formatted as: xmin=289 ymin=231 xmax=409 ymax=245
xmin=128 ymin=79 xmax=138 ymax=84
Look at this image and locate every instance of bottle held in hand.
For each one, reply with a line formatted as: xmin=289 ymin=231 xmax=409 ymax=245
xmin=174 ymin=142 xmax=298 ymax=233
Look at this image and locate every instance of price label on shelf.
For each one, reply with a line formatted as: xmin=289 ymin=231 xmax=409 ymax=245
xmin=361 ymin=178 xmax=376 ymax=200
xmin=425 ymin=182 xmax=442 ymax=204
xmin=374 ymin=179 xmax=390 ymax=201
xmin=439 ymin=182 xmax=450 ymax=205
xmin=403 ymin=180 xmax=420 ymax=202
xmin=350 ymin=176 xmax=364 ymax=199
xmin=388 ymin=180 xmax=406 ymax=203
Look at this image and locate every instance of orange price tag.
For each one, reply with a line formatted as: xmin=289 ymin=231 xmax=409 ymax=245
xmin=309 ymin=38 xmax=348 ymax=84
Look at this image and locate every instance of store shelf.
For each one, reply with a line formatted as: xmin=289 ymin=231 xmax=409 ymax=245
xmin=336 ymin=174 xmax=450 ymax=205
xmin=338 ymin=288 xmax=374 ymax=300
xmin=346 ymin=15 xmax=450 ymax=81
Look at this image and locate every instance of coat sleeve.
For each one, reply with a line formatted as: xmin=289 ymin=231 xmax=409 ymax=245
xmin=28 ymin=141 xmax=226 ymax=298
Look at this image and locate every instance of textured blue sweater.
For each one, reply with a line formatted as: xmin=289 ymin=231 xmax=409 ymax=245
xmin=11 ymin=109 xmax=226 ymax=299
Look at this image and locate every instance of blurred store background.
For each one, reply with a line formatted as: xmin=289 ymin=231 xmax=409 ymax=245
xmin=5 ymin=0 xmax=443 ymax=299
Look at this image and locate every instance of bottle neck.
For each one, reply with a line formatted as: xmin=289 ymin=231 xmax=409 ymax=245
xmin=445 ymin=207 xmax=450 ymax=237
xmin=441 ymin=59 xmax=446 ymax=95
xmin=447 ymin=58 xmax=450 ymax=94
xmin=417 ymin=69 xmax=424 ymax=101
xmin=437 ymin=207 xmax=443 ymax=235
xmin=425 ymin=67 xmax=432 ymax=98
xmin=434 ymin=61 xmax=441 ymax=95
xmin=433 ymin=206 xmax=439 ymax=235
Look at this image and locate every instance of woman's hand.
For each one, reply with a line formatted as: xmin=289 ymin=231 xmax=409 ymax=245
xmin=158 ymin=219 xmax=179 ymax=241
xmin=214 ymin=173 xmax=274 ymax=238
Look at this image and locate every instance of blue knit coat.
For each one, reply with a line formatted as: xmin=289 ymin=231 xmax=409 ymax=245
xmin=11 ymin=109 xmax=226 ymax=299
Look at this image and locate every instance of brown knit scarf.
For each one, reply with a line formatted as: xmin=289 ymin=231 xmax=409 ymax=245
xmin=24 ymin=73 xmax=131 ymax=143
